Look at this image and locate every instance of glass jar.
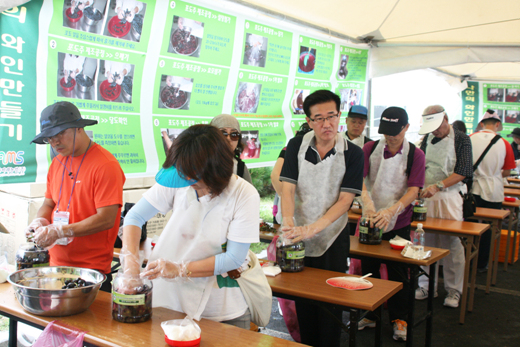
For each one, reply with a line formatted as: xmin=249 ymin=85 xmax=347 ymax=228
xmin=359 ymin=217 xmax=382 ymax=245
xmin=15 ymin=243 xmax=50 ymax=270
xmin=276 ymin=234 xmax=305 ymax=272
xmin=112 ymin=273 xmax=153 ymax=323
xmin=412 ymin=198 xmax=427 ymax=221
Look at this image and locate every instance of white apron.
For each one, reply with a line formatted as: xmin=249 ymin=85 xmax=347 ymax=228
xmin=343 ymin=132 xmax=365 ymax=148
xmin=149 ymin=187 xmax=224 ymax=320
xmin=365 ymin=139 xmax=409 ymax=232
xmin=294 ymin=131 xmax=348 ymax=257
xmin=423 ymin=126 xmax=463 ymax=221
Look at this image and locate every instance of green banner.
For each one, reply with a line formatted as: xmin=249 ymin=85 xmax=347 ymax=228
xmin=461 ymin=81 xmax=479 ymax=135
xmin=0 ymin=1 xmax=43 ymax=183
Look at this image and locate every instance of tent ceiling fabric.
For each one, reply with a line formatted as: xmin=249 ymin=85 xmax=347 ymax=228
xmin=237 ymin=0 xmax=520 ymax=81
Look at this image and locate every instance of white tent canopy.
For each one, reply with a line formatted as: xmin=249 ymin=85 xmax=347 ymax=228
xmin=237 ymin=0 xmax=520 ymax=81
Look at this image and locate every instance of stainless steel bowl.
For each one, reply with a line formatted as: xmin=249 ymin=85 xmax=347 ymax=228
xmin=76 ymin=74 xmax=93 ymax=93
xmin=83 ymin=7 xmax=103 ymax=26
xmin=8 ymin=266 xmax=105 ymax=317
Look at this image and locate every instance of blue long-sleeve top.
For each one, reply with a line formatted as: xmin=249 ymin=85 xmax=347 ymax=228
xmin=123 ymin=198 xmax=250 ymax=276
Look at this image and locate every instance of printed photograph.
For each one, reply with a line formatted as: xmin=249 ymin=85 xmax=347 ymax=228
xmin=298 ymin=46 xmax=316 ymax=74
xmin=235 ymin=82 xmax=262 ymax=113
xmin=487 ymin=88 xmax=504 ymax=103
xmin=339 ymin=88 xmax=363 ymax=112
xmin=243 ymin=34 xmax=268 ymax=67
xmin=57 ymin=52 xmax=98 ymax=100
xmin=160 ymin=128 xmax=185 ymax=154
xmin=102 ymin=0 xmax=147 ymax=42
xmin=168 ymin=16 xmax=204 ymax=57
xmin=98 ymin=59 xmax=134 ymax=103
xmin=240 ymin=131 xmax=261 ymax=159
xmin=291 ymin=89 xmax=310 ymax=115
xmin=506 ymin=89 xmax=520 ymax=103
xmin=337 ymin=54 xmax=349 ymax=79
xmin=63 ymin=0 xmax=107 ymax=34
xmin=158 ymin=75 xmax=194 ymax=110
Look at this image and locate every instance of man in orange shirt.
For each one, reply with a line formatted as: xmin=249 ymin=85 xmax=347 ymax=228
xmin=26 ymin=101 xmax=125 ymax=292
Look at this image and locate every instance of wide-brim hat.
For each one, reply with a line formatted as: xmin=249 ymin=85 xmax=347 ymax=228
xmin=507 ymin=128 xmax=520 ymax=138
xmin=31 ymin=102 xmax=97 ymax=144
xmin=155 ymin=166 xmax=197 ymax=188
xmin=419 ymin=110 xmax=445 ymax=135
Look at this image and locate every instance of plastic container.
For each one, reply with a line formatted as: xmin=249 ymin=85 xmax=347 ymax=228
xmin=413 ymin=223 xmax=425 ymax=254
xmin=358 ymin=217 xmax=382 ymax=245
xmin=276 ymin=234 xmax=305 ymax=272
xmin=15 ymin=243 xmax=50 ymax=270
xmin=112 ymin=273 xmax=152 ymax=323
xmin=412 ymin=198 xmax=427 ymax=221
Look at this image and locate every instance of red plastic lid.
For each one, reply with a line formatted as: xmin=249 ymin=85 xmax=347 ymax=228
xmin=107 ymin=15 xmax=131 ymax=38
xmin=65 ymin=8 xmax=83 ymax=23
xmin=99 ymin=80 xmax=121 ymax=101
xmin=164 ymin=335 xmax=201 ymax=347
xmin=504 ymin=197 xmax=516 ymax=202
xmin=60 ymin=77 xmax=76 ymax=92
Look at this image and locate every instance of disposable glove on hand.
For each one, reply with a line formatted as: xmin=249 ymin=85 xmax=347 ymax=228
xmin=361 ymin=190 xmax=376 ymax=217
xmin=119 ymin=246 xmax=141 ymax=277
xmin=34 ymin=224 xmax=74 ymax=248
xmin=116 ymin=273 xmax=145 ymax=295
xmin=25 ymin=218 xmax=49 ymax=240
xmin=373 ymin=202 xmax=404 ymax=232
xmin=140 ymin=259 xmax=190 ymax=281
xmin=284 ymin=224 xmax=321 ymax=243
xmin=420 ymin=184 xmax=440 ymax=198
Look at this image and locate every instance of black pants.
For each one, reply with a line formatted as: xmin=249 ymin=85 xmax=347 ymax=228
xmin=295 ymin=224 xmax=349 ymax=347
xmin=473 ymin=194 xmax=503 ymax=269
xmin=362 ymin=225 xmax=411 ymax=323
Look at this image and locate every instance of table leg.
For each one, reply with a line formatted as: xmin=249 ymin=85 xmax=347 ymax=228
xmin=459 ymin=235 xmax=472 ymax=324
xmin=406 ymin=266 xmax=417 ymax=347
xmin=426 ymin=263 xmax=436 ymax=347
xmin=8 ymin=318 xmax=17 ymax=347
xmin=486 ymin=221 xmax=499 ymax=293
xmin=349 ymin=308 xmax=358 ymax=347
xmin=492 ymin=220 xmax=500 ymax=286
xmin=468 ymin=235 xmax=481 ymax=312
xmin=504 ymin=206 xmax=514 ymax=271
xmin=511 ymin=206 xmax=519 ymax=265
xmin=374 ymin=306 xmax=382 ymax=347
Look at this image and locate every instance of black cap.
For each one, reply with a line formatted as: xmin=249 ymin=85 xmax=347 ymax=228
xmin=378 ymin=107 xmax=408 ymax=136
xmin=31 ymin=102 xmax=97 ymax=144
xmin=507 ymin=128 xmax=520 ymax=138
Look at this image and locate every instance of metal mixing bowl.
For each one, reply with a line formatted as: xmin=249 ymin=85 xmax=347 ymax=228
xmin=8 ymin=266 xmax=105 ymax=317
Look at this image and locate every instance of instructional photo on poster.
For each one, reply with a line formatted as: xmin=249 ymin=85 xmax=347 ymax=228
xmin=62 ymin=0 xmax=107 ymax=34
xmin=339 ymin=88 xmax=363 ymax=112
xmin=243 ymin=34 xmax=267 ymax=67
xmin=337 ymin=54 xmax=349 ymax=79
xmin=240 ymin=131 xmax=261 ymax=159
xmin=158 ymin=75 xmax=194 ymax=110
xmin=505 ymin=110 xmax=520 ymax=124
xmin=506 ymin=89 xmax=520 ymax=103
xmin=235 ymin=82 xmax=261 ymax=113
xmin=298 ymin=46 xmax=316 ymax=74
xmin=168 ymin=16 xmax=204 ymax=57
xmin=101 ymin=0 xmax=147 ymax=42
xmin=291 ymin=89 xmax=310 ymax=115
xmin=487 ymin=88 xmax=504 ymax=102
xmin=98 ymin=60 xmax=134 ymax=103
xmin=160 ymin=128 xmax=185 ymax=154
xmin=57 ymin=52 xmax=98 ymax=100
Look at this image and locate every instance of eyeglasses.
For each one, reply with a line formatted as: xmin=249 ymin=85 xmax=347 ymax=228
xmin=43 ymin=129 xmax=70 ymax=144
xmin=309 ymin=114 xmax=339 ymax=124
xmin=221 ymin=130 xmax=240 ymax=141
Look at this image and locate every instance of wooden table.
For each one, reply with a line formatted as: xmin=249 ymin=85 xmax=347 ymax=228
xmin=268 ymin=267 xmax=402 ymax=347
xmin=469 ymin=207 xmax=510 ymax=292
xmin=507 ymin=177 xmax=520 ymax=184
xmin=504 ymin=187 xmax=520 ymax=198
xmin=348 ymin=212 xmax=488 ymax=325
xmin=348 ymin=236 xmax=449 ymax=347
xmin=0 ymin=283 xmax=304 ymax=347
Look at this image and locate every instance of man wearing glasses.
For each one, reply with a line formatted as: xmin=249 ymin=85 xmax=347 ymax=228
xmin=279 ymin=90 xmax=364 ymax=347
xmin=26 ymin=101 xmax=125 ymax=292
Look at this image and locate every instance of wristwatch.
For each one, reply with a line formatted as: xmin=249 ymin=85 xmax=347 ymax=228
xmin=436 ymin=181 xmax=445 ymax=191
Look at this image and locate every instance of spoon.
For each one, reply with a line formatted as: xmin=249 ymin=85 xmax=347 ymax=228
xmin=359 ymin=273 xmax=372 ymax=280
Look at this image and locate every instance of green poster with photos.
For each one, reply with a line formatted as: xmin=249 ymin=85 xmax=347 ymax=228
xmin=295 ymin=35 xmax=335 ymax=80
xmin=336 ymin=46 xmax=369 ymax=82
xmin=482 ymin=82 xmax=520 ymax=137
xmin=240 ymin=20 xmax=292 ymax=75
xmin=290 ymin=80 xmax=332 ymax=119
xmin=160 ymin=0 xmax=236 ymax=66
xmin=153 ymin=59 xmax=230 ymax=115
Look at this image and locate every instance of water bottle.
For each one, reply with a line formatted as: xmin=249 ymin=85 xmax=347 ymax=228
xmin=413 ymin=223 xmax=425 ymax=255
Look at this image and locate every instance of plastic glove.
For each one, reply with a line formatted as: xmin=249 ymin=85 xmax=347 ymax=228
xmin=125 ymin=10 xmax=135 ymax=23
xmin=284 ymin=223 xmax=321 ymax=243
xmin=373 ymin=201 xmax=404 ymax=232
xmin=115 ymin=272 xmax=145 ymax=295
xmin=420 ymin=184 xmax=440 ymax=199
xmin=361 ymin=190 xmax=376 ymax=217
xmin=115 ymin=73 xmax=124 ymax=85
xmin=140 ymin=259 xmax=190 ymax=281
xmin=280 ymin=217 xmax=295 ymax=233
xmin=25 ymin=218 xmax=50 ymax=240
xmin=119 ymin=246 xmax=141 ymax=277
xmin=33 ymin=224 xmax=74 ymax=248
